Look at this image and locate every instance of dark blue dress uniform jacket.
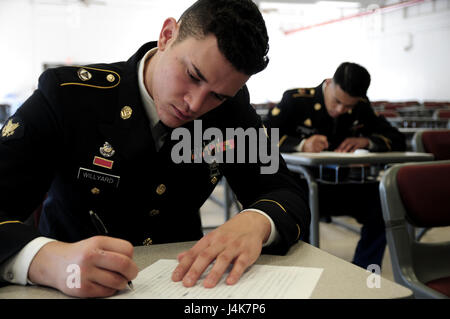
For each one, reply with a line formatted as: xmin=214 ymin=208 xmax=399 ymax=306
xmin=264 ymin=83 xmax=406 ymax=152
xmin=0 ymin=42 xmax=310 ymax=264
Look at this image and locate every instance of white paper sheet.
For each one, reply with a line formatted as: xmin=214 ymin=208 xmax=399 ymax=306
xmin=110 ymin=259 xmax=323 ymax=299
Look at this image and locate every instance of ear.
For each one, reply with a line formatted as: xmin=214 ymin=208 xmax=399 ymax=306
xmin=158 ymin=18 xmax=179 ymax=51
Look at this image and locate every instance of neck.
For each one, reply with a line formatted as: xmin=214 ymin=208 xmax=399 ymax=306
xmin=144 ymin=52 xmax=157 ymax=99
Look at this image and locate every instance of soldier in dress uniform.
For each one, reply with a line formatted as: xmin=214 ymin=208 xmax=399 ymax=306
xmin=0 ymin=0 xmax=310 ymax=298
xmin=264 ymin=62 xmax=406 ymax=270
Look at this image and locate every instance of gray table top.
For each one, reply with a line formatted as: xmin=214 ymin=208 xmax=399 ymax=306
xmin=0 ymin=241 xmax=412 ymax=299
xmin=282 ymin=151 xmax=434 ymax=166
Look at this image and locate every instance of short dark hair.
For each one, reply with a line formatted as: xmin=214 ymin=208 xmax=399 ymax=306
xmin=175 ymin=0 xmax=269 ymax=76
xmin=333 ymin=62 xmax=371 ymax=98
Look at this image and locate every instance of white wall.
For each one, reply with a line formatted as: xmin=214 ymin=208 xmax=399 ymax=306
xmin=1 ymin=0 xmax=449 ymax=112
xmin=248 ymin=0 xmax=450 ymax=103
xmin=0 ymin=0 xmax=195 ymax=112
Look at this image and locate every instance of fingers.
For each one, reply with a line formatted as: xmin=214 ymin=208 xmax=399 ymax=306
xmin=203 ymin=248 xmax=236 ymax=288
xmin=67 ymin=237 xmax=138 ymax=297
xmin=172 ymin=238 xmax=258 ymax=289
xmin=305 ymin=135 xmax=329 ymax=152
xmin=172 ymin=238 xmax=218 ymax=286
xmin=335 ymin=140 xmax=353 ymax=152
xmin=226 ymin=253 xmax=251 ymax=286
xmin=172 ymin=213 xmax=265 ymax=289
xmin=90 ymin=248 xmax=139 ymax=283
xmin=94 ymin=236 xmax=135 ymax=258
xmin=88 ymin=265 xmax=130 ymax=291
xmin=336 ymin=138 xmax=369 ymax=152
xmin=174 ymin=245 xmax=251 ymax=289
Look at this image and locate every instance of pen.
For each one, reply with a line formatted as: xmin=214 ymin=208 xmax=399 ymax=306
xmin=89 ymin=210 xmax=134 ymax=290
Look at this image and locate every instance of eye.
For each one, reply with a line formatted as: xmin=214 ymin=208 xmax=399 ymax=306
xmin=187 ymin=69 xmax=200 ymax=82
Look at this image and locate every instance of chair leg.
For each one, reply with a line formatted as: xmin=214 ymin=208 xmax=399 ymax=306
xmin=416 ymin=227 xmax=430 ymax=241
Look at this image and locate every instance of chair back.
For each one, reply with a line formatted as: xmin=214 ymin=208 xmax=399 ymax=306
xmin=412 ymin=129 xmax=450 ymax=160
xmin=380 ymin=161 xmax=450 ymax=298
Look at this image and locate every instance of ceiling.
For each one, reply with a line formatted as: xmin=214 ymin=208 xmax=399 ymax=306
xmin=254 ymin=0 xmax=386 ymax=5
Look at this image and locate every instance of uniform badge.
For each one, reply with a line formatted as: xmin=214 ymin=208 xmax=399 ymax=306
xmin=77 ymin=68 xmax=92 ymax=81
xmin=120 ymin=106 xmax=132 ymax=120
xmin=209 ymin=160 xmax=221 ymax=185
xmin=304 ymin=118 xmax=312 ymax=127
xmin=1 ymin=119 xmax=19 ymax=138
xmin=99 ymin=142 xmax=115 ymax=157
xmin=93 ymin=156 xmax=114 ymax=169
xmin=293 ymin=88 xmax=314 ymax=98
xmin=271 ymin=107 xmax=280 ymax=116
xmin=314 ymin=103 xmax=322 ymax=111
xmin=77 ymin=167 xmax=120 ymax=188
xmin=156 ymin=184 xmax=166 ymax=195
xmin=142 ymin=238 xmax=153 ymax=246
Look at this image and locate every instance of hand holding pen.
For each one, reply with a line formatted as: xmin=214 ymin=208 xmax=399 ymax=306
xmin=89 ymin=210 xmax=134 ymax=290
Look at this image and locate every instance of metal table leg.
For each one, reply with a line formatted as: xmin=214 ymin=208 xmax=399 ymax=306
xmin=287 ymin=164 xmax=320 ymax=247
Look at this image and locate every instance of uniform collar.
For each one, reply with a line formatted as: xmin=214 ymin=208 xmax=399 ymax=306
xmin=137 ymin=47 xmax=160 ymax=130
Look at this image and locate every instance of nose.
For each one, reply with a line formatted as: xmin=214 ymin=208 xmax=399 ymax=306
xmin=184 ymin=87 xmax=208 ymax=114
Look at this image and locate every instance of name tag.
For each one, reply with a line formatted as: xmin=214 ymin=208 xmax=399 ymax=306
xmin=77 ymin=167 xmax=120 ymax=188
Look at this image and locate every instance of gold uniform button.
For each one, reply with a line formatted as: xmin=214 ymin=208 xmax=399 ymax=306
xmin=120 ymin=106 xmax=133 ymax=120
xmin=91 ymin=187 xmax=100 ymax=195
xmin=304 ymin=118 xmax=312 ymax=127
xmin=156 ymin=184 xmax=166 ymax=195
xmin=143 ymin=238 xmax=153 ymax=246
xmin=149 ymin=209 xmax=160 ymax=217
xmin=314 ymin=103 xmax=322 ymax=111
xmin=271 ymin=107 xmax=280 ymax=116
xmin=106 ymin=74 xmax=115 ymax=82
xmin=211 ymin=176 xmax=218 ymax=185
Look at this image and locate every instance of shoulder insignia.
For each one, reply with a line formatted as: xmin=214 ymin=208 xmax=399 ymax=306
xmin=271 ymin=107 xmax=281 ymax=116
xmin=1 ymin=117 xmax=24 ymax=142
xmin=60 ymin=66 xmax=121 ymax=89
xmin=1 ymin=119 xmax=19 ymax=138
xmin=304 ymin=118 xmax=312 ymax=127
xmin=293 ymin=87 xmax=315 ymax=98
xmin=314 ymin=103 xmax=322 ymax=111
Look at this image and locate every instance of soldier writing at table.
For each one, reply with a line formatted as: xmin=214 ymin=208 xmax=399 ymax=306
xmin=264 ymin=62 xmax=406 ymax=270
xmin=0 ymin=0 xmax=310 ymax=298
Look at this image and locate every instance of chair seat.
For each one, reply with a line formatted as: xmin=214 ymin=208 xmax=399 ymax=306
xmin=426 ymin=276 xmax=450 ymax=297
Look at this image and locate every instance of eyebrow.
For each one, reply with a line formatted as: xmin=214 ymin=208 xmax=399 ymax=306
xmin=192 ymin=63 xmax=233 ymax=100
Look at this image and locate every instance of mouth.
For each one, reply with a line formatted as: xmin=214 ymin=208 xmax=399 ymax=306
xmin=171 ymin=104 xmax=191 ymax=121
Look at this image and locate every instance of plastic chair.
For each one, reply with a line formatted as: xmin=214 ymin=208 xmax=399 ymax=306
xmin=377 ymin=110 xmax=399 ymax=118
xmin=412 ymin=129 xmax=450 ymax=160
xmin=379 ymin=160 xmax=450 ymax=298
xmin=434 ymin=109 xmax=450 ymax=120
